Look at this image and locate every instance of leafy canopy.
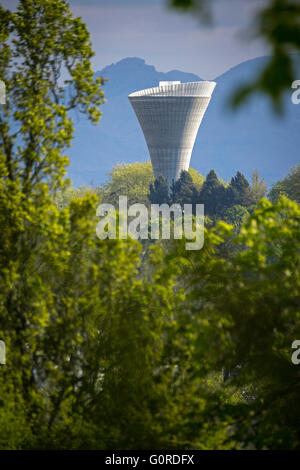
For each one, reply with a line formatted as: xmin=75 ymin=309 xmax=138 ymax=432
xmin=169 ymin=0 xmax=300 ymax=111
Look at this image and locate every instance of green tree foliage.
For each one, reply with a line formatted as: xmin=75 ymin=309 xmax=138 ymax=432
xmin=198 ymin=169 xmax=226 ymax=217
xmin=0 ymin=185 xmax=237 ymax=449
xmin=0 ymin=0 xmax=104 ymax=193
xmin=0 ymin=0 xmax=103 ymax=448
xmin=223 ymin=205 xmax=249 ymax=233
xmin=170 ymin=197 xmax=300 ymax=449
xmin=169 ymin=0 xmax=300 ymax=110
xmin=53 ymin=185 xmax=102 ymax=209
xmin=251 ymin=169 xmax=268 ymax=203
xmin=1 ymin=0 xmax=300 ymax=451
xmin=170 ymin=170 xmax=198 ymax=207
xmin=149 ymin=174 xmax=169 ymax=205
xmin=101 ymin=162 xmax=154 ymax=207
xmin=231 ymin=0 xmax=300 ymax=110
xmin=102 ymin=165 xmax=204 ymax=208
xmin=188 ymin=167 xmax=205 ymax=191
xmin=269 ymin=163 xmax=300 ymax=203
xmin=226 ymin=171 xmax=254 ymax=208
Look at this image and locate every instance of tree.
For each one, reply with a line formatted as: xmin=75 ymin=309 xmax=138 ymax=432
xmin=0 ymin=186 xmax=237 ymax=449
xmin=170 ymin=170 xmax=198 ymax=207
xmin=198 ymin=169 xmax=226 ymax=217
xmin=169 ymin=0 xmax=300 ymax=111
xmin=226 ymin=171 xmax=254 ymax=208
xmin=0 ymin=0 xmax=104 ymax=447
xmin=188 ymin=167 xmax=205 ymax=191
xmin=223 ymin=205 xmax=249 ymax=233
xmin=171 ymin=196 xmax=300 ymax=449
xmin=269 ymin=163 xmax=300 ymax=203
xmin=0 ymin=0 xmax=104 ymax=193
xmin=251 ymin=169 xmax=268 ymax=203
xmin=53 ymin=185 xmax=102 ymax=209
xmin=1 ymin=3 xmax=231 ymax=450
xmin=2 ymin=0 xmax=300 ymax=451
xmin=149 ymin=173 xmax=169 ymax=205
xmin=102 ymin=162 xmax=154 ymax=207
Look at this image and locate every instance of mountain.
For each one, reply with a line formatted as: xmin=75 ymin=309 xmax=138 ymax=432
xmin=67 ymin=56 xmax=300 ymax=188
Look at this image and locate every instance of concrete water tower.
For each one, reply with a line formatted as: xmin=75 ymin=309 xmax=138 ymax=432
xmin=128 ymin=80 xmax=216 ymax=186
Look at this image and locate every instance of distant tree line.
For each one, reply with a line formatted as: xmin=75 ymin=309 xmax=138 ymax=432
xmin=149 ymin=168 xmax=267 ymax=220
xmin=57 ymin=163 xmax=300 ymax=234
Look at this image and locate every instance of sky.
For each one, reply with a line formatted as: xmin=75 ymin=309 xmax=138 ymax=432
xmin=1 ymin=0 xmax=270 ymax=79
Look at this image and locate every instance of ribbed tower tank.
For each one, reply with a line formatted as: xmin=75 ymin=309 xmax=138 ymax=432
xmin=128 ymin=80 xmax=216 ymax=187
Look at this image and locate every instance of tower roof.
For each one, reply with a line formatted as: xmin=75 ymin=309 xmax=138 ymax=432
xmin=128 ymin=80 xmax=216 ymax=98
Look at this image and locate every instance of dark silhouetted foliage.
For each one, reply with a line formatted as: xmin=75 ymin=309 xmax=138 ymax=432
xmin=198 ymin=169 xmax=226 ymax=217
xmin=226 ymin=171 xmax=254 ymax=208
xmin=170 ymin=170 xmax=198 ymax=207
xmin=149 ymin=174 xmax=170 ymax=205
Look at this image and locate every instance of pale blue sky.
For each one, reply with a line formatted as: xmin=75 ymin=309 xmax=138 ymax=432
xmin=1 ymin=0 xmax=269 ymax=78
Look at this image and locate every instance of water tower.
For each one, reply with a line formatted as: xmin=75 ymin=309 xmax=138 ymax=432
xmin=128 ymin=80 xmax=216 ymax=186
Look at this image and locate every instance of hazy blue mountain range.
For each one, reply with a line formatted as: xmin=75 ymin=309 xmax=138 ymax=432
xmin=67 ymin=56 xmax=300 ymax=188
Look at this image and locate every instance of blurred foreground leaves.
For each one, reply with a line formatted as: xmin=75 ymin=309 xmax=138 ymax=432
xmin=169 ymin=0 xmax=300 ymax=111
